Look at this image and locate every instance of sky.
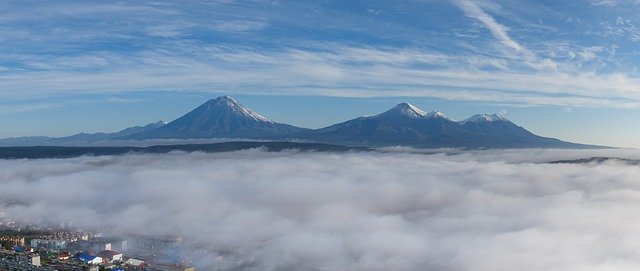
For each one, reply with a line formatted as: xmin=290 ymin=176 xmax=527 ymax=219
xmin=1 ymin=0 xmax=639 ymax=147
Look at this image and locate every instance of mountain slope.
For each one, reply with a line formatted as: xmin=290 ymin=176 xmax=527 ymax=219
xmin=299 ymin=103 xmax=476 ymax=147
xmin=0 ymin=121 xmax=167 ymax=146
xmin=62 ymin=120 xmax=168 ymax=141
xmin=296 ymin=104 xmax=587 ymax=148
xmin=135 ymin=96 xmax=306 ymax=139
xmin=457 ymin=114 xmax=579 ymax=148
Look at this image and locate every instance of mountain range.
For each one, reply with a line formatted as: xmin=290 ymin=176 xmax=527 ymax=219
xmin=0 ymin=96 xmax=594 ymax=149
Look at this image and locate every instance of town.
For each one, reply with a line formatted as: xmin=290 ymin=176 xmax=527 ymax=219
xmin=0 ymin=213 xmax=196 ymax=271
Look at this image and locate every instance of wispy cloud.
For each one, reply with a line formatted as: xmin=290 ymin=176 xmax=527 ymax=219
xmin=212 ymin=20 xmax=268 ymax=32
xmin=453 ymin=0 xmax=526 ymax=53
xmin=589 ymin=0 xmax=640 ymax=6
xmin=1 ymin=0 xmax=640 ymax=110
xmin=452 ymin=0 xmax=557 ymax=71
xmin=1 ymin=45 xmax=640 ymax=108
xmin=0 ymin=102 xmax=63 ymax=116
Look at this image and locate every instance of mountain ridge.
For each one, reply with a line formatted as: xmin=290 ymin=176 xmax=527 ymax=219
xmin=0 ymin=96 xmax=600 ymax=149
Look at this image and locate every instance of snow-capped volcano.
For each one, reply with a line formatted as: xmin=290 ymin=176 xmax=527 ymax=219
xmin=212 ymin=95 xmax=273 ymax=123
xmin=380 ymin=102 xmax=428 ymax=118
xmin=459 ymin=114 xmax=507 ymax=125
xmin=0 ymin=98 xmax=590 ymax=148
xmin=135 ymin=95 xmax=305 ymax=139
xmin=377 ymin=102 xmax=451 ymax=120
xmin=302 ymin=102 xmax=471 ymax=147
xmin=454 ymin=113 xmax=576 ymax=147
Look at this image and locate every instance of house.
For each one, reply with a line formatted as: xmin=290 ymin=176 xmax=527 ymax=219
xmin=58 ymin=251 xmax=71 ymax=260
xmin=15 ymin=254 xmax=41 ymax=266
xmin=99 ymin=250 xmax=123 ymax=263
xmin=125 ymin=258 xmax=145 ymax=269
xmin=78 ymin=253 xmax=104 ymax=265
xmin=98 ymin=250 xmax=122 ymax=263
xmin=67 ymin=240 xmax=112 ymax=254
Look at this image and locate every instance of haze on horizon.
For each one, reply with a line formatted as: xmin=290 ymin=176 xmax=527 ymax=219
xmin=0 ymin=0 xmax=639 ymax=148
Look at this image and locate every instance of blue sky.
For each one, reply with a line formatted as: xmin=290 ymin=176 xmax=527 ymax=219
xmin=1 ymin=0 xmax=639 ymax=147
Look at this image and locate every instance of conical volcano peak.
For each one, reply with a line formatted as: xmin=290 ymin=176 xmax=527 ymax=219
xmin=203 ymin=95 xmax=272 ymax=123
xmin=382 ymin=102 xmax=428 ymax=118
xmin=133 ymin=96 xmax=306 ymax=139
xmin=208 ymin=95 xmax=241 ymax=107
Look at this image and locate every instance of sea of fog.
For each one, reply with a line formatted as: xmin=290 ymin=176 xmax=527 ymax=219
xmin=2 ymin=148 xmax=640 ymax=270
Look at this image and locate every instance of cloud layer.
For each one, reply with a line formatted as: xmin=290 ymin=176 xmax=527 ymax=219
xmin=2 ymin=0 xmax=640 ymax=108
xmin=2 ymin=149 xmax=640 ymax=270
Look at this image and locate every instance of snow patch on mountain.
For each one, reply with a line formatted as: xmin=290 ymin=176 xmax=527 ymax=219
xmin=379 ymin=102 xmax=428 ymax=118
xmin=459 ymin=114 xmax=508 ymax=125
xmin=425 ymin=111 xmax=451 ymax=120
xmin=215 ymin=95 xmax=273 ymax=123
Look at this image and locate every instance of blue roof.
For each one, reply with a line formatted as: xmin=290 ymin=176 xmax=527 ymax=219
xmin=78 ymin=253 xmax=96 ymax=262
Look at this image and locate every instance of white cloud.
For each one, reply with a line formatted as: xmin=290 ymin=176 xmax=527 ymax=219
xmin=212 ymin=20 xmax=268 ymax=32
xmin=452 ymin=0 xmax=557 ymax=72
xmin=2 ymin=1 xmax=640 ymax=110
xmin=453 ymin=0 xmax=525 ymax=53
xmin=2 ymin=149 xmax=640 ymax=269
xmin=579 ymin=46 xmax=604 ymax=61
xmin=2 ymin=45 xmax=640 ymax=108
xmin=589 ymin=0 xmax=640 ymax=6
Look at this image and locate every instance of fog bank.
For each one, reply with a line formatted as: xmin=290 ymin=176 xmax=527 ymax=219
xmin=2 ymin=149 xmax=640 ymax=270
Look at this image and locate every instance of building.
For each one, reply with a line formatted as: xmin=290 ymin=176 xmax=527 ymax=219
xmin=14 ymin=254 xmax=41 ymax=267
xmin=0 ymin=251 xmax=52 ymax=271
xmin=30 ymin=239 xmax=67 ymax=250
xmin=58 ymin=251 xmax=71 ymax=260
xmin=30 ymin=255 xmax=41 ymax=266
xmin=124 ymin=258 xmax=145 ymax=269
xmin=78 ymin=253 xmax=104 ymax=265
xmin=67 ymin=240 xmax=111 ymax=254
xmin=0 ymin=236 xmax=25 ymax=247
xmin=99 ymin=250 xmax=123 ymax=263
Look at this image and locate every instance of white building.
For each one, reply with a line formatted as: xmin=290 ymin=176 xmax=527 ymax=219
xmin=100 ymin=250 xmax=123 ymax=263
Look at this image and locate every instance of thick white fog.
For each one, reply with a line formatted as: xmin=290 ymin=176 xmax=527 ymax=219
xmin=2 ymin=148 xmax=640 ymax=270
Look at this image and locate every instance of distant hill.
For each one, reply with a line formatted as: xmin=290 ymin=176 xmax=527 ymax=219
xmin=0 ymin=96 xmax=599 ymax=149
xmin=0 ymin=121 xmax=167 ymax=146
xmin=0 ymin=142 xmax=367 ymax=159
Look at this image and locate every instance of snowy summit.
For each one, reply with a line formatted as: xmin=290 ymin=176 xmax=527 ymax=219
xmin=459 ymin=114 xmax=508 ymax=125
xmin=382 ymin=102 xmax=428 ymax=118
xmin=379 ymin=102 xmax=451 ymax=121
xmin=209 ymin=95 xmax=274 ymax=123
